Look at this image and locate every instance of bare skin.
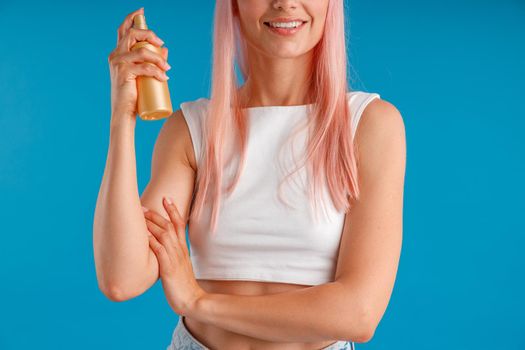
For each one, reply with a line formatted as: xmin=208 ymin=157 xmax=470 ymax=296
xmin=95 ymin=2 xmax=404 ymax=349
xmin=142 ymin=109 xmax=346 ymax=350
xmin=152 ymin=93 xmax=405 ymax=350
xmin=175 ymin=117 xmax=347 ymax=350
xmin=172 ymin=1 xmax=345 ymax=347
xmin=189 ymin=283 xmax=341 ymax=349
xmin=158 ymin=110 xmax=348 ymax=350
xmin=235 ymin=0 xmax=328 ymax=107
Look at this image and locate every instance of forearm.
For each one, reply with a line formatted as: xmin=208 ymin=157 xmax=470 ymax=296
xmin=93 ymin=118 xmax=153 ymax=297
xmin=188 ymin=281 xmax=367 ymax=343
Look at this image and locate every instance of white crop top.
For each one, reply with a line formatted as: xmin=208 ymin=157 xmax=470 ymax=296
xmin=180 ymin=91 xmax=380 ymax=286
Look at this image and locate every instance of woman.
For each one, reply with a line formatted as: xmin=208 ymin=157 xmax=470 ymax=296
xmin=94 ymin=1 xmax=405 ymax=349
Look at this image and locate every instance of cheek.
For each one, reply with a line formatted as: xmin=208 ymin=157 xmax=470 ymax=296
xmin=237 ymin=1 xmax=264 ymax=25
xmin=309 ymin=1 xmax=329 ymax=26
xmin=239 ymin=22 xmax=261 ymax=47
xmin=237 ymin=11 xmax=262 ymax=37
xmin=307 ymin=20 xmax=324 ymax=42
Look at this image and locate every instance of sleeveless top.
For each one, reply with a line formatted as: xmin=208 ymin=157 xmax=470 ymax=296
xmin=180 ymin=91 xmax=380 ymax=286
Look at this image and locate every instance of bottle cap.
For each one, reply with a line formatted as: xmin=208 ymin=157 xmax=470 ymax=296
xmin=133 ymin=14 xmax=148 ymax=30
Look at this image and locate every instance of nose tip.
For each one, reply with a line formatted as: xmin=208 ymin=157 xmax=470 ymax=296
xmin=272 ymin=0 xmax=297 ymax=10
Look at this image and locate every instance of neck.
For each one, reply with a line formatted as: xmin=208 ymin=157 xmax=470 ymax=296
xmin=238 ymin=50 xmax=314 ymax=108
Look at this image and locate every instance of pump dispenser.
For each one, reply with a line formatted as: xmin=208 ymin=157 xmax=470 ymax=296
xmin=130 ymin=13 xmax=173 ymax=120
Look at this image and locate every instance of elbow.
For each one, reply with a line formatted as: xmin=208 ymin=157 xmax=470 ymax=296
xmin=99 ymin=281 xmax=129 ymax=302
xmin=344 ymin=318 xmax=376 ymax=344
xmin=355 ymin=320 xmax=376 ymax=343
xmin=101 ymin=284 xmax=128 ymax=302
xmin=94 ymin=265 xmax=134 ymax=302
xmin=93 ymin=244 xmax=153 ymax=302
xmin=98 ymin=279 xmax=143 ymax=302
xmin=340 ymin=304 xmax=378 ymax=344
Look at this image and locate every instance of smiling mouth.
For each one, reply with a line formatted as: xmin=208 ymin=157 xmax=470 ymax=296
xmin=263 ymin=21 xmax=308 ymax=27
xmin=262 ymin=21 xmax=308 ymax=36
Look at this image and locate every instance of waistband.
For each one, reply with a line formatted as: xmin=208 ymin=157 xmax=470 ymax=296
xmin=169 ymin=315 xmax=356 ymax=350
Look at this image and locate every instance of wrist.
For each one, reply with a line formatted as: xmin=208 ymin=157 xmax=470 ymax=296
xmin=110 ymin=115 xmax=136 ymax=133
xmin=185 ymin=288 xmax=210 ymax=320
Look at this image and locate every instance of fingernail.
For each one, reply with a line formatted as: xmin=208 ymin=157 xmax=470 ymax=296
xmin=165 ymin=196 xmax=173 ymax=205
xmin=142 ymin=206 xmax=149 ymax=212
xmin=158 ymin=38 xmax=165 ymax=44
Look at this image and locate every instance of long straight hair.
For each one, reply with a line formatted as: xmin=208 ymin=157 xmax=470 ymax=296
xmin=189 ymin=0 xmax=360 ymax=234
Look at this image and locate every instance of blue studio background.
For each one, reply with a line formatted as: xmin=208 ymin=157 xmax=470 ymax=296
xmin=1 ymin=0 xmax=523 ymax=349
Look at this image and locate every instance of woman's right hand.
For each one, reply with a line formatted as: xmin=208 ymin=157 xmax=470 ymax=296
xmin=108 ymin=7 xmax=171 ymax=124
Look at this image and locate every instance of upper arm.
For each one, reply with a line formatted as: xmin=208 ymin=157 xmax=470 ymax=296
xmin=141 ymin=108 xmax=197 ymax=220
xmin=139 ymin=108 xmax=197 ymax=286
xmin=334 ymin=98 xmax=406 ymax=338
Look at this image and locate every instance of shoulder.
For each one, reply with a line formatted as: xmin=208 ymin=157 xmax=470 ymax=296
xmin=155 ymin=108 xmax=196 ymax=172
xmin=346 ymin=90 xmax=381 ymax=110
xmin=171 ymin=96 xmax=211 ymax=171
xmin=346 ymin=91 xmax=381 ymax=137
xmin=180 ymin=97 xmax=210 ymax=126
xmin=346 ymin=90 xmax=405 ymax=144
xmin=356 ymin=96 xmax=405 ymax=143
xmin=353 ymin=95 xmax=406 ymax=183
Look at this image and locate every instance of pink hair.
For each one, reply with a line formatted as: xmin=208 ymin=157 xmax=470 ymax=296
xmin=189 ymin=0 xmax=360 ymax=234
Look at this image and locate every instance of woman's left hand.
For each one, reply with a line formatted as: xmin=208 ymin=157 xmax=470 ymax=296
xmin=143 ymin=196 xmax=206 ymax=316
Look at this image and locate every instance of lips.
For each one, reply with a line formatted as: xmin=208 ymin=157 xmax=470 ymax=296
xmin=263 ymin=21 xmax=307 ymax=36
xmin=263 ymin=19 xmax=308 ymax=26
xmin=264 ymin=17 xmax=308 ymax=23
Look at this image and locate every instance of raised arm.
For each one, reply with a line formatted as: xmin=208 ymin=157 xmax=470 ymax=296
xmin=93 ymin=109 xmax=196 ymax=302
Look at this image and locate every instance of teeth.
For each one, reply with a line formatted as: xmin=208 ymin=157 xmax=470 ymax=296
xmin=268 ymin=21 xmax=303 ymax=28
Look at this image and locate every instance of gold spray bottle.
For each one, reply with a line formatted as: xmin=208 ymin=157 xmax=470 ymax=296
xmin=131 ymin=13 xmax=173 ymax=120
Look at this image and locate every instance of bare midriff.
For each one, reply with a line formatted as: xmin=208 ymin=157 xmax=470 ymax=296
xmin=183 ymin=279 xmax=341 ymax=350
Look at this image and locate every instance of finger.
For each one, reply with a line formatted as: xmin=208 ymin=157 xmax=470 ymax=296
xmin=144 ymin=216 xmax=165 ymax=236
xmin=163 ymin=196 xmax=187 ymax=238
xmin=127 ymin=46 xmax=171 ymax=72
xmin=162 ymin=197 xmax=190 ymax=253
xmin=148 ymin=234 xmax=172 ymax=267
xmin=143 ymin=208 xmax=171 ymax=230
xmin=146 ymin=219 xmax=181 ymax=260
xmin=117 ymin=7 xmax=144 ymax=43
xmin=178 ymin=227 xmax=190 ymax=257
xmin=118 ymin=27 xmax=164 ymax=54
xmin=161 ymin=46 xmax=168 ymax=60
xmin=131 ymin=61 xmax=170 ymax=81
xmin=143 ymin=209 xmax=181 ymax=258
